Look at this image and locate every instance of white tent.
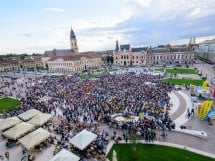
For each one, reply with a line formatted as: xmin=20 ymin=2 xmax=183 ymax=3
xmin=0 ymin=116 xmax=22 ymax=131
xmin=69 ymin=129 xmax=97 ymax=150
xmin=2 ymin=122 xmax=35 ymax=140
xmin=49 ymin=149 xmax=80 ymax=161
xmin=18 ymin=109 xmax=41 ymax=121
xmin=19 ymin=128 xmax=50 ymax=150
xmin=27 ymin=113 xmax=52 ymax=126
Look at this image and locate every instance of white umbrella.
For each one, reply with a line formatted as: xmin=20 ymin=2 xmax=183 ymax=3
xmin=18 ymin=109 xmax=41 ymax=121
xmin=19 ymin=128 xmax=50 ymax=150
xmin=28 ymin=113 xmax=52 ymax=126
xmin=3 ymin=122 xmax=35 ymax=140
xmin=49 ymin=149 xmax=80 ymax=161
xmin=69 ymin=129 xmax=97 ymax=150
xmin=0 ymin=116 xmax=22 ymax=131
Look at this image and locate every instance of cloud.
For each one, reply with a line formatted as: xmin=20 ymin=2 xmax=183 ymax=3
xmin=21 ymin=33 xmax=32 ymax=38
xmin=43 ymin=8 xmax=64 ymax=12
xmin=106 ymin=0 xmax=215 ymax=46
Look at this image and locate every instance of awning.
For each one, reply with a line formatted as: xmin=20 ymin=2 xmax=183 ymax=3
xmin=49 ymin=149 xmax=80 ymax=161
xmin=27 ymin=113 xmax=52 ymax=126
xmin=0 ymin=116 xmax=22 ymax=131
xmin=69 ymin=129 xmax=97 ymax=150
xmin=2 ymin=122 xmax=35 ymax=140
xmin=18 ymin=109 xmax=41 ymax=121
xmin=19 ymin=128 xmax=50 ymax=150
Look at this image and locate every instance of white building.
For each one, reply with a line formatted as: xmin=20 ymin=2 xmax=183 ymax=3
xmin=198 ymin=39 xmax=215 ymax=64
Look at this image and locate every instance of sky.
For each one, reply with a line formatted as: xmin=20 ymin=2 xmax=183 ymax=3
xmin=0 ymin=0 xmax=215 ymax=54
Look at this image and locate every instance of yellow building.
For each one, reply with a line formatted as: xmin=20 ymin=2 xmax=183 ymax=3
xmin=46 ymin=53 xmax=102 ymax=72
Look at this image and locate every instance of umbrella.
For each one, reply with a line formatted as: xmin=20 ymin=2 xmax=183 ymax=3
xmin=49 ymin=149 xmax=80 ymax=161
xmin=3 ymin=122 xmax=35 ymax=140
xmin=28 ymin=113 xmax=52 ymax=126
xmin=69 ymin=129 xmax=97 ymax=150
xmin=18 ymin=109 xmax=41 ymax=121
xmin=19 ymin=128 xmax=50 ymax=150
xmin=0 ymin=116 xmax=22 ymax=131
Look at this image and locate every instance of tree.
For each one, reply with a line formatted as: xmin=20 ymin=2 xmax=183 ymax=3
xmin=107 ymin=56 xmax=110 ymax=64
xmin=106 ymin=55 xmax=114 ymax=65
xmin=45 ymin=63 xmax=49 ymax=71
xmin=109 ymin=56 xmax=114 ymax=64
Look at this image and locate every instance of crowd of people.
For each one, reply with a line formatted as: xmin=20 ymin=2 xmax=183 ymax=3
xmin=1 ymin=71 xmax=175 ymax=160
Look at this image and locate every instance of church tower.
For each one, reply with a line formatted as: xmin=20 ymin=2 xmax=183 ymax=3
xmin=115 ymin=40 xmax=119 ymax=52
xmin=70 ymin=27 xmax=78 ymax=52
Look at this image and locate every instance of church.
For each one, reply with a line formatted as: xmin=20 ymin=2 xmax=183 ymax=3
xmin=43 ymin=27 xmax=103 ymax=72
xmin=44 ymin=27 xmax=79 ymax=57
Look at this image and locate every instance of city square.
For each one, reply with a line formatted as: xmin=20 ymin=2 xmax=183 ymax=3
xmin=0 ymin=0 xmax=215 ymax=161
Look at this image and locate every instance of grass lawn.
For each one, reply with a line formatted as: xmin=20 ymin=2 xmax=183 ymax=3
xmin=163 ymin=78 xmax=203 ymax=86
xmin=0 ymin=97 xmax=21 ymax=113
xmin=108 ymin=144 xmax=215 ymax=161
xmin=165 ymin=68 xmax=197 ymax=74
xmin=79 ymin=73 xmax=98 ymax=78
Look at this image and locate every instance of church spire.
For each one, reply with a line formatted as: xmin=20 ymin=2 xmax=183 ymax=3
xmin=70 ymin=26 xmax=78 ymax=52
xmin=115 ymin=40 xmax=119 ymax=52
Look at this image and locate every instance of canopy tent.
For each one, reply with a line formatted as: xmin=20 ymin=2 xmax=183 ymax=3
xmin=2 ymin=122 xmax=35 ymax=140
xmin=49 ymin=149 xmax=80 ymax=161
xmin=18 ymin=109 xmax=41 ymax=121
xmin=69 ymin=129 xmax=97 ymax=150
xmin=19 ymin=128 xmax=50 ymax=150
xmin=27 ymin=113 xmax=52 ymax=126
xmin=0 ymin=117 xmax=22 ymax=131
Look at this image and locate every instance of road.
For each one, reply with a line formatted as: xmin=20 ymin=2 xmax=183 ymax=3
xmin=193 ymin=63 xmax=215 ymax=85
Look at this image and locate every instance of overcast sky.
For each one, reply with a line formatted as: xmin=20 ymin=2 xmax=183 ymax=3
xmin=0 ymin=0 xmax=215 ymax=54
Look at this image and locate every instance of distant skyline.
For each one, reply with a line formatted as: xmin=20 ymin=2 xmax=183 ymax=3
xmin=0 ymin=0 xmax=215 ymax=54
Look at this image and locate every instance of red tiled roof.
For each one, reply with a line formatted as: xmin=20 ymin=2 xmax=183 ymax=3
xmin=48 ymin=54 xmax=101 ymax=62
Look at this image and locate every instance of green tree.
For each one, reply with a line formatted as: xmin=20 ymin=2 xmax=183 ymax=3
xmin=45 ymin=63 xmax=49 ymax=72
xmin=107 ymin=56 xmax=110 ymax=64
xmin=110 ymin=56 xmax=114 ymax=64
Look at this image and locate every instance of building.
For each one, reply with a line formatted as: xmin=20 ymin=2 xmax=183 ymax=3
xmin=113 ymin=42 xmax=147 ymax=66
xmin=113 ymin=41 xmax=194 ymax=66
xmin=0 ymin=59 xmax=19 ymax=72
xmin=46 ymin=53 xmax=102 ymax=72
xmin=0 ymin=56 xmax=43 ymax=72
xmin=147 ymin=45 xmax=194 ymax=65
xmin=198 ymin=39 xmax=215 ymax=64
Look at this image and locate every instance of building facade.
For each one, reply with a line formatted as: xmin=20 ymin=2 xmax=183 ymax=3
xmin=113 ymin=41 xmax=194 ymax=66
xmin=46 ymin=54 xmax=102 ymax=72
xmin=0 ymin=56 xmax=43 ymax=72
xmin=198 ymin=39 xmax=215 ymax=64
